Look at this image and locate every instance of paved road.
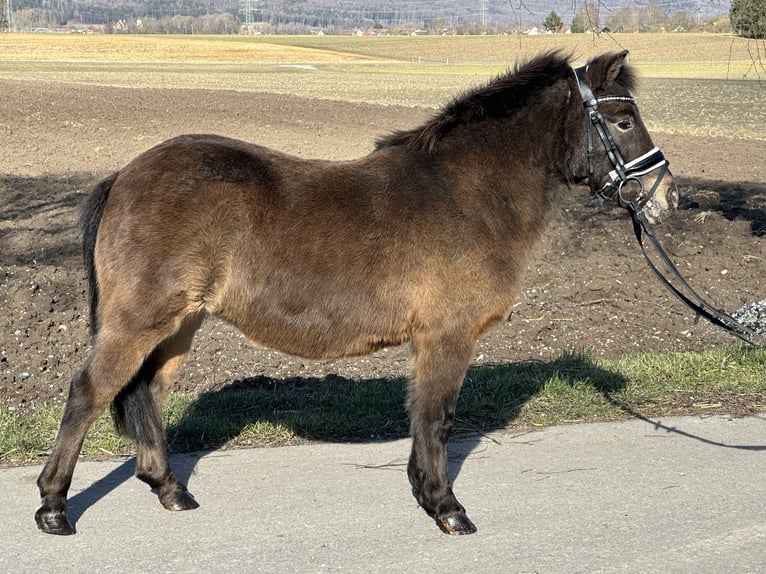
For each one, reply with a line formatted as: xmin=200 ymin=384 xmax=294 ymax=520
xmin=2 ymin=414 xmax=764 ymax=573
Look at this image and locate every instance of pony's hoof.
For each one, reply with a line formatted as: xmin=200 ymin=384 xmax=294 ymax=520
xmin=35 ymin=508 xmax=75 ymax=535
xmin=160 ymin=489 xmax=200 ymax=511
xmin=436 ymin=512 xmax=477 ymax=535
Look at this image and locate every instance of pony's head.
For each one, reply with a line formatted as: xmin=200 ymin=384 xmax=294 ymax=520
xmin=569 ymin=51 xmax=678 ymax=224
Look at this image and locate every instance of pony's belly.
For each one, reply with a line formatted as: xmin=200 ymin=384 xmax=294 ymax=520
xmin=242 ymin=322 xmax=409 ymax=360
xmin=217 ymin=297 xmax=409 ymax=360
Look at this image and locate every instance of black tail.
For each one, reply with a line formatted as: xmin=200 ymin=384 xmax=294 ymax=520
xmin=81 ymin=172 xmax=118 ymax=337
xmin=112 ymin=354 xmax=165 ymax=444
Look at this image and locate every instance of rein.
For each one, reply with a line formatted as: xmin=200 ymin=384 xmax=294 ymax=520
xmin=628 ymin=208 xmax=764 ymax=348
xmin=572 ymin=64 xmax=764 ymax=348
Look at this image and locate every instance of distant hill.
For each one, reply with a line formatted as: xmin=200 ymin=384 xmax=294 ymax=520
xmin=9 ymin=0 xmax=732 ymax=29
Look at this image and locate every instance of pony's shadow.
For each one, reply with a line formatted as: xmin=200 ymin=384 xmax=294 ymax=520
xmin=63 ymin=352 xmax=764 ymax=530
xmin=66 ymin=353 xmax=625 ymax=527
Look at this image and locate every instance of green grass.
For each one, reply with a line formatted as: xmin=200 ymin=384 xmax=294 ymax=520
xmin=2 ymin=347 xmax=764 ymax=465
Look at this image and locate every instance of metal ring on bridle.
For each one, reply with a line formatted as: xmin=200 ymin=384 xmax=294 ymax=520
xmin=617 ymin=176 xmax=646 ymax=208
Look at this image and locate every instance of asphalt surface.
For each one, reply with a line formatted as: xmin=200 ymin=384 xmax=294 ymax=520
xmin=2 ymin=414 xmax=764 ymax=573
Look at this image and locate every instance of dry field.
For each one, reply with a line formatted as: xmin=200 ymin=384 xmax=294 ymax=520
xmin=0 ymin=33 xmax=379 ymax=64
xmin=0 ymin=33 xmax=764 ymax=139
xmin=0 ymin=33 xmax=763 ymax=74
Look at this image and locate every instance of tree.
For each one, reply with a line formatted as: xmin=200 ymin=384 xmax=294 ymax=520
xmin=571 ymin=2 xmax=599 ymax=33
xmin=730 ymin=0 xmax=766 ymax=39
xmin=543 ymin=10 xmax=563 ymax=33
xmin=670 ymin=11 xmax=695 ymax=32
xmin=13 ymin=8 xmax=58 ymax=31
xmin=639 ymin=4 xmax=669 ymax=32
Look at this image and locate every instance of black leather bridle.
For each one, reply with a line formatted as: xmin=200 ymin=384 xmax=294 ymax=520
xmin=573 ymin=64 xmax=670 ymax=210
xmin=572 ymin=64 xmax=763 ymax=348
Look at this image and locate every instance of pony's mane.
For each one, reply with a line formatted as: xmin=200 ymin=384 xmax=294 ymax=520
xmin=376 ymin=51 xmax=577 ymax=154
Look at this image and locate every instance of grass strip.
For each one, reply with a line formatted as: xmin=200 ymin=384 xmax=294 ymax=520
xmin=2 ymin=346 xmax=763 ymax=466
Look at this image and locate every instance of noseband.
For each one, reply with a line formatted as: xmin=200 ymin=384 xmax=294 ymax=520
xmin=571 ymin=64 xmax=763 ymax=348
xmin=572 ymin=64 xmax=669 ymax=212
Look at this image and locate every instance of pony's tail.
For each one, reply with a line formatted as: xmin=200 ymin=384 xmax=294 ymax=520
xmin=81 ymin=172 xmax=118 ymax=338
xmin=81 ymin=173 xmax=158 ymax=443
xmin=111 ymin=360 xmax=164 ymax=445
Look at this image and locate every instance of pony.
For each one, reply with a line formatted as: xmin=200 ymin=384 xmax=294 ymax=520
xmin=36 ymin=50 xmax=677 ymax=536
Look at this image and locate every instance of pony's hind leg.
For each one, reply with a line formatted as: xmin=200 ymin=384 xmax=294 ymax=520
xmin=407 ymin=330 xmax=477 ymax=535
xmin=36 ymin=327 xmax=170 ymax=535
xmin=113 ymin=313 xmax=204 ymax=511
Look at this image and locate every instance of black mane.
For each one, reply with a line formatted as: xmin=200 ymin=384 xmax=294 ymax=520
xmin=376 ymin=51 xmax=576 ymax=154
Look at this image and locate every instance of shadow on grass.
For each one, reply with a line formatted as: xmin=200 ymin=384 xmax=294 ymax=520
xmin=167 ymin=352 xmax=627 ymax=449
xmin=164 ymin=352 xmax=629 ymax=489
xmin=65 ymin=352 xmax=626 ymax=530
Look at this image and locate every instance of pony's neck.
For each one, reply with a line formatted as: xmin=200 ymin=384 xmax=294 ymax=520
xmin=435 ymin=80 xmax=576 ymax=186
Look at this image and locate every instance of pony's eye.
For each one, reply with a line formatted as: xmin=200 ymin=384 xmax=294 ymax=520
xmin=617 ymin=118 xmax=634 ymax=131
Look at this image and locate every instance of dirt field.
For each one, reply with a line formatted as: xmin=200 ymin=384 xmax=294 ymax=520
xmin=1 ymin=78 xmax=765 ymax=411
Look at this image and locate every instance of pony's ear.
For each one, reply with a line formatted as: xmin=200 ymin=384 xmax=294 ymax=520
xmin=586 ymin=50 xmax=630 ymax=90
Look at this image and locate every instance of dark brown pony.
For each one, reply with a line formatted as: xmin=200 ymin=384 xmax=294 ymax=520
xmin=36 ymin=51 xmax=677 ymax=536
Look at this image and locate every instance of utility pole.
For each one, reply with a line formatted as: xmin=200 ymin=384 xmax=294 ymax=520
xmin=2 ymin=0 xmax=15 ymax=32
xmin=479 ymin=0 xmax=487 ymax=29
xmin=239 ymin=0 xmax=259 ymax=31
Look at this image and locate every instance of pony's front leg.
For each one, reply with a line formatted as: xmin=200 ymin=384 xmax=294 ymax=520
xmin=407 ymin=331 xmax=477 ymax=535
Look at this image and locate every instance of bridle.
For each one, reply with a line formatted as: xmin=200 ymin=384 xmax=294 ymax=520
xmin=571 ymin=64 xmax=764 ymax=348
xmin=573 ymin=64 xmax=670 ymax=210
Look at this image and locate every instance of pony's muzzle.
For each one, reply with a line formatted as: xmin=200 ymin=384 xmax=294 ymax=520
xmin=605 ymin=148 xmax=678 ymax=225
xmin=635 ymin=167 xmax=678 ymax=225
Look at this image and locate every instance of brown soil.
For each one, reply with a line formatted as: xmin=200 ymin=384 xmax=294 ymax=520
xmin=1 ymin=80 xmax=765 ymax=411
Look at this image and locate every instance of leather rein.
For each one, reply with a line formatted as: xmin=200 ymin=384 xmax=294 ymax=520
xmin=572 ymin=65 xmax=764 ymax=348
